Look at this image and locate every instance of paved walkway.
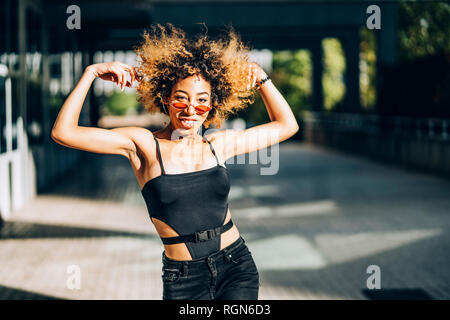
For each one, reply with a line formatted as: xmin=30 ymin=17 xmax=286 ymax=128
xmin=1 ymin=142 xmax=449 ymax=299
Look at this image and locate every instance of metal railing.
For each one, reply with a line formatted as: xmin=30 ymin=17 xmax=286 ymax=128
xmin=302 ymin=111 xmax=450 ymax=142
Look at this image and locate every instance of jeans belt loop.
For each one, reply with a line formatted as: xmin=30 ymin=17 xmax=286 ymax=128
xmin=181 ymin=262 xmax=187 ymax=277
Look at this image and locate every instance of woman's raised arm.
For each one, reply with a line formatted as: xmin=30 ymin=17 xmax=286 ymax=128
xmin=51 ymin=62 xmax=141 ymax=160
xmin=210 ymin=62 xmax=299 ymax=160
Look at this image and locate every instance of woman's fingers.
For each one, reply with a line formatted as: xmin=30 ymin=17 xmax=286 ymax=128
xmin=111 ymin=66 xmax=121 ymax=86
xmin=121 ymin=71 xmax=126 ymax=90
xmin=246 ymin=62 xmax=260 ymax=90
xmin=118 ymin=69 xmax=126 ymax=90
xmin=101 ymin=62 xmax=138 ymax=89
xmin=117 ymin=63 xmax=137 ymax=88
xmin=252 ymin=64 xmax=257 ymax=88
xmin=118 ymin=63 xmax=128 ymax=89
xmin=124 ymin=66 xmax=136 ymax=88
xmin=126 ymin=65 xmax=137 ymax=86
xmin=247 ymin=63 xmax=252 ymax=90
xmin=129 ymin=67 xmax=135 ymax=87
xmin=247 ymin=63 xmax=257 ymax=89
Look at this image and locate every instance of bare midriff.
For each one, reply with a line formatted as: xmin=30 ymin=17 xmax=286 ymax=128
xmin=151 ymin=207 xmax=240 ymax=261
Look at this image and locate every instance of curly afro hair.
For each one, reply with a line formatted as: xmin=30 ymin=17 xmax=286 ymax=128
xmin=132 ymin=23 xmax=257 ymax=128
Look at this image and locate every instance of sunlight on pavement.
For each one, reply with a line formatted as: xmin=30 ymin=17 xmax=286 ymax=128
xmin=232 ymin=200 xmax=338 ymax=220
xmin=315 ymin=228 xmax=442 ymax=264
xmin=229 ymin=185 xmax=281 ymax=200
xmin=8 ymin=195 xmax=155 ymax=235
xmin=248 ymin=228 xmax=441 ymax=272
xmin=249 ymin=235 xmax=328 ymax=271
xmin=259 ymin=285 xmax=346 ymax=300
xmin=274 ymin=200 xmax=337 ymax=217
xmin=0 ymin=237 xmax=164 ymax=300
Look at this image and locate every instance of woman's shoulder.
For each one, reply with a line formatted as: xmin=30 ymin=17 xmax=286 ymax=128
xmin=203 ymin=129 xmax=238 ymax=160
xmin=204 ymin=128 xmax=239 ymax=144
xmin=111 ymin=126 xmax=153 ymax=137
xmin=111 ymin=126 xmax=156 ymax=151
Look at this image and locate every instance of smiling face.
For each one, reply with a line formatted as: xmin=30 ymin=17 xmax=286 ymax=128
xmin=164 ymin=74 xmax=212 ymax=134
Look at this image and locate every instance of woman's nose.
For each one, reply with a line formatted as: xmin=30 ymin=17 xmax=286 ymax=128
xmin=185 ymin=103 xmax=196 ymax=115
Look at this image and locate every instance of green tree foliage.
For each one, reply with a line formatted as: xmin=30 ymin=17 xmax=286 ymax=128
xmin=272 ymin=49 xmax=312 ymax=111
xmin=398 ymin=1 xmax=450 ymax=61
xmin=104 ymin=91 xmax=139 ymax=116
xmin=360 ymin=28 xmax=377 ymax=110
xmin=322 ymin=38 xmax=346 ymax=111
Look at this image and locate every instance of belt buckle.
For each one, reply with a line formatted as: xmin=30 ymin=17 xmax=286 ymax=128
xmin=195 ymin=230 xmax=209 ymax=242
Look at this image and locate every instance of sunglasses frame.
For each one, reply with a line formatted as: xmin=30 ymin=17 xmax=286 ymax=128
xmin=171 ymin=102 xmax=212 ymax=115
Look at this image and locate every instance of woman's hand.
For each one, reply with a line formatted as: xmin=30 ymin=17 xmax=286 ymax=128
xmin=246 ymin=62 xmax=268 ymax=90
xmin=87 ymin=61 xmax=139 ymax=90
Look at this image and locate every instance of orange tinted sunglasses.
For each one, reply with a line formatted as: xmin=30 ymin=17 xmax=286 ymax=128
xmin=172 ymin=102 xmax=212 ymax=115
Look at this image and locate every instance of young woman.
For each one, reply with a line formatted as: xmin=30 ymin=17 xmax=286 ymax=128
xmin=51 ymin=23 xmax=298 ymax=300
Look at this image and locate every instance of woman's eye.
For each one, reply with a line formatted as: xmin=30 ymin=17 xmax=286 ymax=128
xmin=175 ymin=96 xmax=186 ymax=100
xmin=199 ymin=99 xmax=207 ymax=103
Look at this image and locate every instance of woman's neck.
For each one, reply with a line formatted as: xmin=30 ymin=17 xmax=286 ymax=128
xmin=162 ymin=123 xmax=202 ymax=143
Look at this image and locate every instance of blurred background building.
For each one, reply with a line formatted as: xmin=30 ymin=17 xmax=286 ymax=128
xmin=0 ymin=0 xmax=449 ymax=222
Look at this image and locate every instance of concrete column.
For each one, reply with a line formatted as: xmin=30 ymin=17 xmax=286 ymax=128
xmin=376 ymin=2 xmax=398 ymax=114
xmin=42 ymin=15 xmax=51 ymax=146
xmin=378 ymin=2 xmax=397 ymax=67
xmin=343 ymin=31 xmax=361 ymax=113
xmin=312 ymin=40 xmax=323 ymax=112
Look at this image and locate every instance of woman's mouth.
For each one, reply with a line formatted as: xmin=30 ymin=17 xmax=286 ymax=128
xmin=179 ymin=118 xmax=197 ymax=129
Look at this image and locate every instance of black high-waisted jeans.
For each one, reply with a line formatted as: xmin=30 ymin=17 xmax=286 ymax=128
xmin=161 ymin=237 xmax=260 ymax=300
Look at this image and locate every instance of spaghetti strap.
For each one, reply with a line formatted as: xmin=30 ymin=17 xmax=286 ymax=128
xmin=202 ymin=136 xmax=220 ymax=166
xmin=153 ymin=136 xmax=166 ymax=175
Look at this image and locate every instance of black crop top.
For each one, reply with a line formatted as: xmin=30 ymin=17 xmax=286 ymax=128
xmin=140 ymin=135 xmax=231 ymax=259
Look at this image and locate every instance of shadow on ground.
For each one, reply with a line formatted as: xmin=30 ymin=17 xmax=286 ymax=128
xmin=0 ymin=284 xmax=63 ymax=300
xmin=0 ymin=221 xmax=157 ymax=240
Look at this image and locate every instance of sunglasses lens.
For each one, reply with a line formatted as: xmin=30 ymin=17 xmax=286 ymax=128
xmin=195 ymin=105 xmax=211 ymax=114
xmin=173 ymin=102 xmax=188 ymax=109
